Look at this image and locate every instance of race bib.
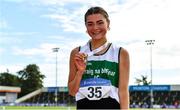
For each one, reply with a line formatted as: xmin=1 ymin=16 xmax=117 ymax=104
xmin=79 ymin=78 xmax=111 ymax=100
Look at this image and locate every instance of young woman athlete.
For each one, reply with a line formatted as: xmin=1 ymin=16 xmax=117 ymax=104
xmin=68 ymin=6 xmax=130 ymax=109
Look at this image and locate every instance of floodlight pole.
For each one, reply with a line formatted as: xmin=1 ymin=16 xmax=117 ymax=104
xmin=145 ymin=40 xmax=155 ymax=108
xmin=52 ymin=47 xmax=59 ymax=106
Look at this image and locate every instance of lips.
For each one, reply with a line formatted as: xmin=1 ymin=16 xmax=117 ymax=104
xmin=88 ymin=29 xmax=106 ymax=39
xmin=92 ymin=31 xmax=101 ymax=36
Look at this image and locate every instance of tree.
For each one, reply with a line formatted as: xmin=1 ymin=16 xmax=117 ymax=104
xmin=135 ymin=75 xmax=151 ymax=85
xmin=0 ymin=72 xmax=20 ymax=86
xmin=17 ymin=64 xmax=45 ymax=97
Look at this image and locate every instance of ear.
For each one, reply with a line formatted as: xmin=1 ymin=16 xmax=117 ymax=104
xmin=107 ymin=21 xmax=110 ymax=30
xmin=108 ymin=27 xmax=110 ymax=31
xmin=107 ymin=24 xmax=110 ymax=30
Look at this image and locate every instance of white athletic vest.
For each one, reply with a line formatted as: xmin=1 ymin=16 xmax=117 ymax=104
xmin=75 ymin=42 xmax=121 ymax=103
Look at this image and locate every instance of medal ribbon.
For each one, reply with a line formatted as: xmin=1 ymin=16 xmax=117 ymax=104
xmin=85 ymin=41 xmax=109 ymax=57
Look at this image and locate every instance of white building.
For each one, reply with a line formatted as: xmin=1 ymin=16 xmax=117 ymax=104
xmin=0 ymin=86 xmax=21 ymax=103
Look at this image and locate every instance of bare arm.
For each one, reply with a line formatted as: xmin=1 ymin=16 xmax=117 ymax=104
xmin=118 ymin=48 xmax=130 ymax=109
xmin=68 ymin=47 xmax=86 ymax=96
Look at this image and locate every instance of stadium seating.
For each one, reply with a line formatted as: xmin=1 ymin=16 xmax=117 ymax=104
xmin=2 ymin=86 xmax=179 ymax=109
xmin=129 ymin=85 xmax=180 ymax=108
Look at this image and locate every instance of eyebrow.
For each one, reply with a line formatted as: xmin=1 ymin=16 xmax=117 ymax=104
xmin=86 ymin=20 xmax=104 ymax=24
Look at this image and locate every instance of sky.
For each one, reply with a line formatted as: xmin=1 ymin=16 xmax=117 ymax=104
xmin=0 ymin=0 xmax=180 ymax=87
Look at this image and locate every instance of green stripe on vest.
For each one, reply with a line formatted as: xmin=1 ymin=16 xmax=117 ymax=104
xmin=82 ymin=60 xmax=119 ymax=87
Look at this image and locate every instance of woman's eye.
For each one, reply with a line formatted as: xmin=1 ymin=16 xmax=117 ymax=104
xmin=87 ymin=23 xmax=93 ymax=26
xmin=98 ymin=22 xmax=104 ymax=25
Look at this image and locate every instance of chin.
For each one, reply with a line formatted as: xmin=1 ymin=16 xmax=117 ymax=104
xmin=91 ymin=34 xmax=106 ymax=40
xmin=91 ymin=37 xmax=103 ymax=40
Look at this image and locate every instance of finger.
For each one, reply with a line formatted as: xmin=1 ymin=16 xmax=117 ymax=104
xmin=76 ymin=53 xmax=84 ymax=58
xmin=74 ymin=54 xmax=83 ymax=61
xmin=82 ymin=53 xmax=87 ymax=57
xmin=74 ymin=56 xmax=83 ymax=62
xmin=79 ymin=53 xmax=87 ymax=61
xmin=76 ymin=53 xmax=87 ymax=61
xmin=79 ymin=53 xmax=87 ymax=59
xmin=74 ymin=55 xmax=85 ymax=64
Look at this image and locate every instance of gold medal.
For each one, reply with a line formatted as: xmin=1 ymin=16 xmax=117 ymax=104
xmin=83 ymin=54 xmax=88 ymax=63
xmin=80 ymin=41 xmax=109 ymax=63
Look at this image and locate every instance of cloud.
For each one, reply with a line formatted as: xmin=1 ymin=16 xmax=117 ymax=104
xmin=0 ymin=20 xmax=8 ymax=29
xmin=109 ymin=0 xmax=180 ymax=41
xmin=40 ymin=62 xmax=69 ymax=87
xmin=107 ymin=0 xmax=180 ymax=85
xmin=42 ymin=8 xmax=86 ymax=33
xmin=38 ymin=0 xmax=180 ymax=85
xmin=12 ymin=43 xmax=56 ymax=57
xmin=0 ymin=32 xmax=38 ymax=37
xmin=40 ymin=0 xmax=124 ymax=33
xmin=0 ymin=32 xmax=39 ymax=46
xmin=2 ymin=0 xmax=180 ymax=86
xmin=40 ymin=0 xmax=180 ymax=45
xmin=0 ymin=64 xmax=24 ymax=74
xmin=0 ymin=48 xmax=3 ymax=56
xmin=2 ymin=0 xmax=25 ymax=3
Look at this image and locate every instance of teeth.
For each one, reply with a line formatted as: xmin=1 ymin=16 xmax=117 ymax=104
xmin=94 ymin=31 xmax=100 ymax=33
xmin=93 ymin=32 xmax=100 ymax=35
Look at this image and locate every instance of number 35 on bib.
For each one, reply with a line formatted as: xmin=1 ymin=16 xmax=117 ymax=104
xmin=79 ymin=78 xmax=111 ymax=100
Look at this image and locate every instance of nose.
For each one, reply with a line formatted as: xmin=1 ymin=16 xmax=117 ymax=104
xmin=92 ymin=24 xmax=99 ymax=30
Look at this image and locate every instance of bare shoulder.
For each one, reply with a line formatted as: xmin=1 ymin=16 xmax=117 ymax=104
xmin=120 ymin=47 xmax=129 ymax=59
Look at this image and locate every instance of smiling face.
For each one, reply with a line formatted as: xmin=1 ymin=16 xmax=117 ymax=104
xmin=84 ymin=7 xmax=110 ymax=41
xmin=85 ymin=14 xmax=109 ymax=40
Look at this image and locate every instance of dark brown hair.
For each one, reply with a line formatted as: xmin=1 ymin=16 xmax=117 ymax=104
xmin=84 ymin=6 xmax=110 ymax=24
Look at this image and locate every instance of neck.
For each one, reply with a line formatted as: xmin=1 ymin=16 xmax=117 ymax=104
xmin=90 ymin=38 xmax=107 ymax=50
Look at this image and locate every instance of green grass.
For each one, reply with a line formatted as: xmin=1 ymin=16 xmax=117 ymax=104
xmin=130 ymin=108 xmax=180 ymax=110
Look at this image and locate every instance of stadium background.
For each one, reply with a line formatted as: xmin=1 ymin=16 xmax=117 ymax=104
xmin=0 ymin=85 xmax=180 ymax=109
xmin=1 ymin=0 xmax=180 ymax=109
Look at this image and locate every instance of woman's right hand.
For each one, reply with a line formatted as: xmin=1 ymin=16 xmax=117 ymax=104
xmin=74 ymin=52 xmax=87 ymax=75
